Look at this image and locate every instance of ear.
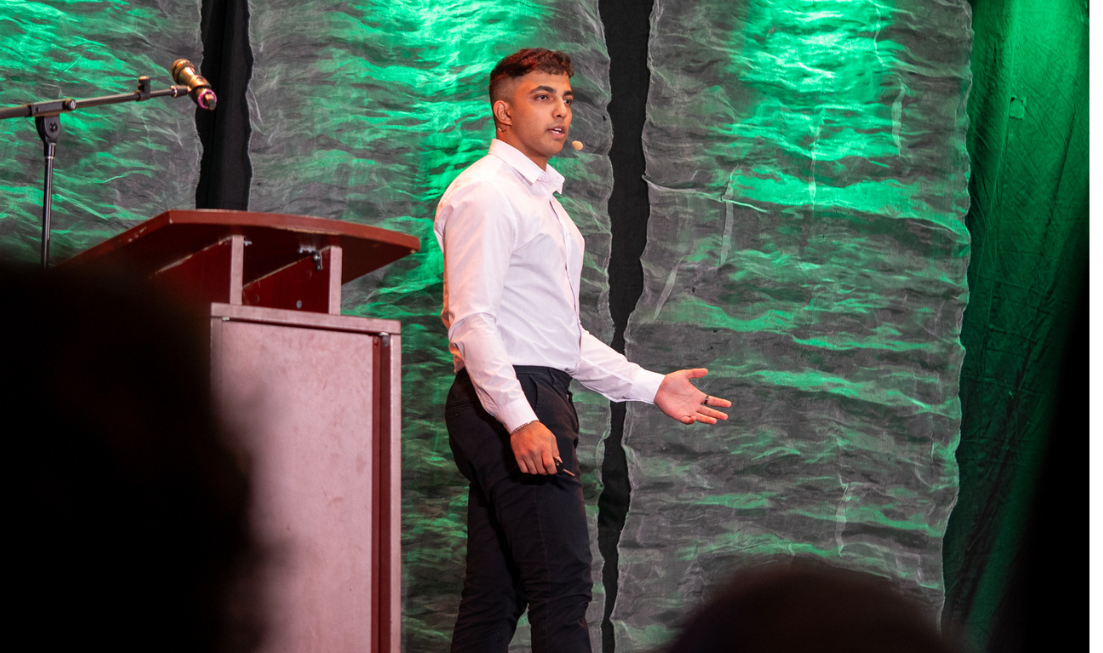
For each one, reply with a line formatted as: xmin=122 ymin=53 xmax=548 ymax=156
xmin=492 ymin=99 xmax=512 ymax=128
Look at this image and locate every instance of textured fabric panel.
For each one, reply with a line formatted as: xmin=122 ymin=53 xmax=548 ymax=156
xmin=941 ymin=0 xmax=1088 ymax=648
xmin=0 ymin=0 xmax=202 ymax=263
xmin=612 ymin=1 xmax=972 ymax=649
xmin=245 ymin=3 xmax=614 ymax=649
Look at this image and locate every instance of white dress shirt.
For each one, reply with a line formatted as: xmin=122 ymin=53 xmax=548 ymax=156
xmin=435 ymin=140 xmax=664 ymax=433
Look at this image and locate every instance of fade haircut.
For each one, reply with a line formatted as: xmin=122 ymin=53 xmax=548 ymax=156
xmin=488 ymin=48 xmax=574 ymax=103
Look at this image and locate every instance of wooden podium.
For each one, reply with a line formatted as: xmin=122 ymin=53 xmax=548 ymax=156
xmin=64 ymin=210 xmax=420 ymax=653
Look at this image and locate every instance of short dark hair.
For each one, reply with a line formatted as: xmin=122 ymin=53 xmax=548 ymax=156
xmin=488 ymin=48 xmax=573 ymax=102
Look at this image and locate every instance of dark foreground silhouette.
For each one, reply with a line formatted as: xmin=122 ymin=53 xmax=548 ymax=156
xmin=668 ymin=561 xmax=959 ymax=653
xmin=3 ymin=264 xmax=259 ymax=653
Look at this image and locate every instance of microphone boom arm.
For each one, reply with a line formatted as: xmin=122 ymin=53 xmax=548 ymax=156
xmin=0 ymin=75 xmax=197 ymax=268
xmin=0 ymin=76 xmax=190 ymax=120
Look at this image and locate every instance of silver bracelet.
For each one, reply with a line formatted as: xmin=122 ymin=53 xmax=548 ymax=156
xmin=510 ymin=420 xmax=538 ymax=435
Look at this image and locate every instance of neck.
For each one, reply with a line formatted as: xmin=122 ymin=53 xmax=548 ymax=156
xmin=497 ymin=132 xmax=548 ymax=170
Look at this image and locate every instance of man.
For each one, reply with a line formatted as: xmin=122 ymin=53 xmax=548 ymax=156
xmin=434 ymin=48 xmax=731 ymax=653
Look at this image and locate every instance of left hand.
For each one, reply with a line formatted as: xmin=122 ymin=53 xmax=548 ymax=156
xmin=510 ymin=421 xmax=560 ymax=475
xmin=655 ymin=368 xmax=731 ymax=425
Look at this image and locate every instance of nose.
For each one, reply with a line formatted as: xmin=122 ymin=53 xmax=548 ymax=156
xmin=554 ymin=97 xmax=569 ymax=117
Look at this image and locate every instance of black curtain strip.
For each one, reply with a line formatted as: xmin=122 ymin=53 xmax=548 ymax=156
xmin=196 ymin=0 xmax=253 ymax=211
xmin=597 ymin=1 xmax=655 ymax=651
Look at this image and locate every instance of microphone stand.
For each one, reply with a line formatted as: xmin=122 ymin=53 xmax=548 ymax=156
xmin=0 ymin=76 xmax=191 ymax=268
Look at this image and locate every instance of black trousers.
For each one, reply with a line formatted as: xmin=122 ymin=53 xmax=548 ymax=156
xmin=446 ymin=366 xmax=592 ymax=653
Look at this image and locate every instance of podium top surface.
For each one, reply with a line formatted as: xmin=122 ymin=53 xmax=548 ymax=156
xmin=62 ymin=210 xmax=421 ymax=285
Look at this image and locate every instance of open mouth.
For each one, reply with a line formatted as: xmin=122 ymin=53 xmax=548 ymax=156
xmin=548 ymin=126 xmax=567 ymax=139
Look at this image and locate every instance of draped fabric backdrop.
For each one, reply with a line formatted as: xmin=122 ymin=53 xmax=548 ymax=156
xmin=244 ymin=2 xmax=617 ymax=649
xmin=611 ymin=1 xmax=971 ymax=649
xmin=0 ymin=1 xmax=1087 ymax=653
xmin=941 ymin=1 xmax=1088 ymax=648
xmin=0 ymin=0 xmax=202 ymax=263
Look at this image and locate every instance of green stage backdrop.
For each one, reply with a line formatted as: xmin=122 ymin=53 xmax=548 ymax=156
xmin=243 ymin=1 xmax=972 ymax=651
xmin=0 ymin=0 xmax=202 ymax=262
xmin=244 ymin=1 xmax=616 ymax=649
xmin=0 ymin=1 xmax=1086 ymax=652
xmin=942 ymin=0 xmax=1088 ymax=648
xmin=611 ymin=1 xmax=971 ymax=649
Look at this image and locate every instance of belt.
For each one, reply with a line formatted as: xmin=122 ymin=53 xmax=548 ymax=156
xmin=512 ymin=365 xmax=572 ymax=391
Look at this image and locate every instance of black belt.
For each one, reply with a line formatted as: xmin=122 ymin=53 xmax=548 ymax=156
xmin=456 ymin=364 xmax=572 ymax=391
xmin=513 ymin=365 xmax=572 ymax=392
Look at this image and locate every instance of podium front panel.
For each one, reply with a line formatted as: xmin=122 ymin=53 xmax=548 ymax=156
xmin=209 ymin=303 xmax=401 ymax=653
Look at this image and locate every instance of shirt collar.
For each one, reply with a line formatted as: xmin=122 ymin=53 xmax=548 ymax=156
xmin=489 ymin=139 xmax=565 ymax=195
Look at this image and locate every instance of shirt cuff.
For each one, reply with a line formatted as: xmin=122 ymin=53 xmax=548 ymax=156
xmin=630 ymin=369 xmax=666 ymax=404
xmin=498 ymin=397 xmax=540 ymax=434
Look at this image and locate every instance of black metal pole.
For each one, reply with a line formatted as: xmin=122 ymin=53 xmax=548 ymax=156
xmin=35 ymin=115 xmax=61 ymax=268
xmin=41 ymin=144 xmax=54 ymax=268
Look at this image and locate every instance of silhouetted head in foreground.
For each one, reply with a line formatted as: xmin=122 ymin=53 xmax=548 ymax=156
xmin=2 ymin=265 xmax=258 ymax=653
xmin=667 ymin=561 xmax=957 ymax=653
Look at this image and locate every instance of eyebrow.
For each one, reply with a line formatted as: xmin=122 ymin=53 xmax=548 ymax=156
xmin=530 ymin=85 xmax=573 ymax=96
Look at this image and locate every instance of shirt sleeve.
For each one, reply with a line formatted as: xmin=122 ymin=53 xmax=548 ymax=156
xmin=436 ymin=180 xmax=538 ymax=433
xmin=571 ymin=328 xmax=665 ymax=404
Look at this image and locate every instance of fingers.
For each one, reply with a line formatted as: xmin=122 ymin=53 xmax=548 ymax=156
xmin=707 ymin=407 xmax=729 ymax=420
xmin=655 ymin=369 xmax=733 ymax=426
xmin=698 ymin=393 xmax=732 ymax=424
xmin=692 ymin=412 xmax=727 ymax=424
xmin=519 ymin=448 xmax=557 ymax=475
xmin=511 ymin=422 xmax=561 ymax=475
xmin=529 ymin=457 xmax=557 ymax=474
xmin=542 ymin=435 xmax=561 ymax=475
xmin=703 ymin=395 xmax=733 ymax=408
xmin=678 ymin=404 xmax=729 ymax=426
xmin=516 ymin=450 xmax=553 ymax=475
xmin=542 ymin=450 xmax=559 ymax=475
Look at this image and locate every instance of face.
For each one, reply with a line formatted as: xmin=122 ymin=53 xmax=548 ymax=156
xmin=493 ymin=71 xmax=573 ymax=169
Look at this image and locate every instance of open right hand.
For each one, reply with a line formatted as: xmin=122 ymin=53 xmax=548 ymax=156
xmin=655 ymin=368 xmax=731 ymax=424
xmin=511 ymin=421 xmax=561 ymax=475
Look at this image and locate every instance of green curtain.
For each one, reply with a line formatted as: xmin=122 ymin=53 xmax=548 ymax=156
xmin=0 ymin=0 xmax=202 ymax=262
xmin=612 ymin=1 xmax=972 ymax=649
xmin=243 ymin=2 xmax=615 ymax=649
xmin=941 ymin=0 xmax=1088 ymax=648
xmin=0 ymin=2 xmax=1088 ymax=651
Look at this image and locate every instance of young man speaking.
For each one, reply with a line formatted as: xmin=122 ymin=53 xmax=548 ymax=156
xmin=434 ymin=48 xmax=731 ymax=653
